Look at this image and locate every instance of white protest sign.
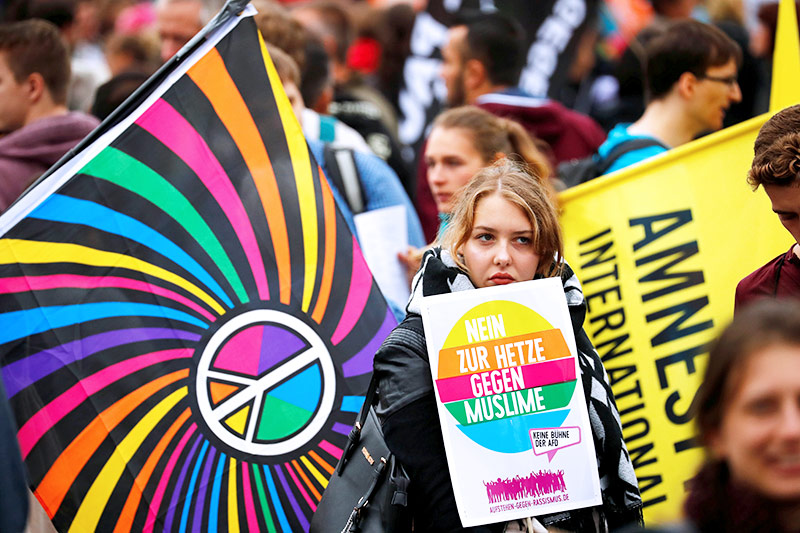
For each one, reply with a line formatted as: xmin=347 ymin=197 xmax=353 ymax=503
xmin=353 ymin=205 xmax=410 ymax=306
xmin=419 ymin=278 xmax=601 ymax=526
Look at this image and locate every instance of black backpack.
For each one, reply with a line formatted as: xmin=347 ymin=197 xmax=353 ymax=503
xmin=557 ymin=138 xmax=667 ymax=188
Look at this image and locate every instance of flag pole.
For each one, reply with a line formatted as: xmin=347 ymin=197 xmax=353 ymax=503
xmin=29 ymin=0 xmax=252 ymax=186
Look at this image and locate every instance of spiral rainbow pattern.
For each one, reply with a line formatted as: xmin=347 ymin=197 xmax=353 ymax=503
xmin=0 ymin=13 xmax=393 ymax=533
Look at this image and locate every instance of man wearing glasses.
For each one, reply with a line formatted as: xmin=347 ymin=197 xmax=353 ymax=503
xmin=595 ymin=19 xmax=742 ymax=174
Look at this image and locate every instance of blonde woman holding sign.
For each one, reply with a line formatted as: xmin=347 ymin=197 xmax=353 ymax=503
xmin=373 ymin=159 xmax=642 ymax=531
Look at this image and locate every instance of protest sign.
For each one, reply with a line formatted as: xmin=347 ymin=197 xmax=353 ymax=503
xmin=354 ymin=205 xmax=411 ymax=306
xmin=419 ymin=278 xmax=601 ymax=526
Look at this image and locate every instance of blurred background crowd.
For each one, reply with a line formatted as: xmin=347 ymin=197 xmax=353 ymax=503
xmin=0 ymin=0 xmax=787 ymax=125
xmin=0 ymin=0 xmax=795 ymax=240
xmin=0 ymin=0 xmax=793 ymax=181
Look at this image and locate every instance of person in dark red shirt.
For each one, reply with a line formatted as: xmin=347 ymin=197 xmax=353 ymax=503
xmin=735 ymin=104 xmax=800 ymax=311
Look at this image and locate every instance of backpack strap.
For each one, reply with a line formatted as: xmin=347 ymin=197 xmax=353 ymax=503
xmin=596 ymin=137 xmax=667 ymax=176
xmin=322 ymin=144 xmax=366 ymax=214
xmin=338 ymin=371 xmax=380 ymax=474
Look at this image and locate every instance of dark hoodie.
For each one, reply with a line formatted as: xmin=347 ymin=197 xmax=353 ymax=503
xmin=373 ymin=248 xmax=642 ymax=532
xmin=0 ymin=112 xmax=98 ymax=212
xmin=475 ymin=89 xmax=607 ymax=166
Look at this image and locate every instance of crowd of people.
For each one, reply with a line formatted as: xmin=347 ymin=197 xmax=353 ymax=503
xmin=1 ymin=0 xmax=799 ymax=532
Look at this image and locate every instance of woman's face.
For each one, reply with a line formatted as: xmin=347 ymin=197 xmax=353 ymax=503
xmin=710 ymin=343 xmax=800 ymax=502
xmin=425 ymin=126 xmax=488 ymax=214
xmin=460 ymin=193 xmax=540 ymax=289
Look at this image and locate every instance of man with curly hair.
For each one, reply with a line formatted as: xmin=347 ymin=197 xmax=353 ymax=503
xmin=735 ymin=104 xmax=800 ymax=310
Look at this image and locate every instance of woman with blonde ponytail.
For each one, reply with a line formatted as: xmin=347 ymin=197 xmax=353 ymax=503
xmin=399 ymin=106 xmax=554 ymax=280
xmin=423 ymin=106 xmax=553 ymax=215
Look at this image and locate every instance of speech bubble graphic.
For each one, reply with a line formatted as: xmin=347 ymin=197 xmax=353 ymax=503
xmin=530 ymin=426 xmax=581 ymax=461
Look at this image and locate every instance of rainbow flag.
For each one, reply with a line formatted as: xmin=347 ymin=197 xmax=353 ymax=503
xmin=0 ymin=5 xmax=393 ymax=532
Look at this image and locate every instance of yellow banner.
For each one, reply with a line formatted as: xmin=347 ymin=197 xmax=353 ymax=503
xmin=559 ymin=114 xmax=792 ymax=523
xmin=771 ymin=0 xmax=800 ymax=111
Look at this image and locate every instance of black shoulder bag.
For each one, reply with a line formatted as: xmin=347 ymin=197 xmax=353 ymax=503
xmin=310 ymin=374 xmax=411 ymax=533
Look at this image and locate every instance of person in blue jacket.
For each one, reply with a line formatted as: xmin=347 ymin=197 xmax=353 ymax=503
xmin=598 ymin=20 xmax=742 ymax=174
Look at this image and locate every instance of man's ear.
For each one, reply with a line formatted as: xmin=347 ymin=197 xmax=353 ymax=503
xmin=676 ymin=71 xmax=698 ymax=99
xmin=463 ymin=58 xmax=487 ymax=92
xmin=24 ymin=72 xmax=47 ymax=103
